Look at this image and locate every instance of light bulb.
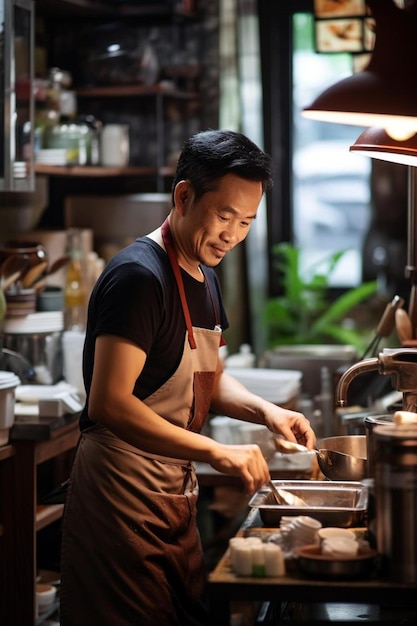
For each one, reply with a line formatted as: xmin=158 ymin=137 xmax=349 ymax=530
xmin=385 ymin=123 xmax=417 ymax=141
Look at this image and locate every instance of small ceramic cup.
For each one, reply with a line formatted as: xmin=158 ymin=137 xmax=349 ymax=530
xmin=36 ymin=583 xmax=57 ymax=616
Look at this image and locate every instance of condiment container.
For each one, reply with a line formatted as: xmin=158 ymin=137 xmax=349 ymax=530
xmin=44 ymin=123 xmax=89 ymax=165
xmin=224 ymin=343 xmax=256 ymax=368
xmin=100 ymin=124 xmax=130 ymax=167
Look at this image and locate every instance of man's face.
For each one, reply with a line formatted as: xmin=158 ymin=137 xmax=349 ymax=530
xmin=177 ymin=173 xmax=263 ymax=268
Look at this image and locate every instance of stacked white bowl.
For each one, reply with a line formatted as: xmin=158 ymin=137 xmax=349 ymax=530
xmin=280 ymin=515 xmax=322 ymax=551
xmin=0 ymin=370 xmax=20 ymax=445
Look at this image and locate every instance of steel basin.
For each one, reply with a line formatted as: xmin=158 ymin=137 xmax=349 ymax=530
xmin=318 ymin=435 xmax=367 ymax=481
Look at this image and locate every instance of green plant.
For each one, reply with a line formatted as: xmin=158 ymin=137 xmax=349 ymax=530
xmin=264 ymin=243 xmax=378 ymax=352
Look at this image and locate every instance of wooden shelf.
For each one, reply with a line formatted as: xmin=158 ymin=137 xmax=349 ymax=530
xmin=36 ymin=504 xmax=65 ymax=532
xmin=34 ymin=164 xmax=175 ymax=178
xmin=0 ymin=444 xmax=15 ymax=462
xmin=36 ymin=0 xmax=197 ymax=20
xmin=1 ymin=419 xmax=80 ymax=625
xmin=35 ymin=164 xmax=153 ymax=177
xmin=0 ymin=445 xmax=15 ymax=537
xmin=36 ymin=0 xmax=114 ymax=18
xmin=76 ymin=84 xmax=199 ymax=99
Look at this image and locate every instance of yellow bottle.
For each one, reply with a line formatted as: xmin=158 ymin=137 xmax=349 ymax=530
xmin=64 ymin=228 xmax=86 ymax=331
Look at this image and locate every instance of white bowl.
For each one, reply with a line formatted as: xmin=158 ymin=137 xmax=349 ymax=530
xmin=318 ymin=527 xmax=357 ymax=543
xmin=36 ymin=583 xmax=57 ymax=615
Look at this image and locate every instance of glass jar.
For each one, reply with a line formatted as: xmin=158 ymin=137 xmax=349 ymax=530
xmin=44 ymin=123 xmax=89 ymax=165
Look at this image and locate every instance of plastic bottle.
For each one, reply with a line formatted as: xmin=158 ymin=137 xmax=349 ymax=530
xmin=224 ymin=344 xmax=256 ymax=368
xmin=64 ymin=228 xmax=86 ymax=331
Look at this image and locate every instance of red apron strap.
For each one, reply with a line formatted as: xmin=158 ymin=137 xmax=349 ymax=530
xmin=161 ymin=218 xmax=197 ymax=349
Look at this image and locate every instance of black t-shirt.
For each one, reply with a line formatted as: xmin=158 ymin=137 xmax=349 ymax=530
xmin=79 ymin=237 xmax=229 ymax=430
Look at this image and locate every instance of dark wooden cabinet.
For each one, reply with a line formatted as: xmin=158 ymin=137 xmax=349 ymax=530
xmin=0 ymin=419 xmax=79 ymax=625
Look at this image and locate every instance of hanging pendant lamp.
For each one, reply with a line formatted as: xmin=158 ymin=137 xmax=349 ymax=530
xmin=302 ymin=0 xmax=417 ymax=139
xmin=350 ymin=127 xmax=417 ymax=166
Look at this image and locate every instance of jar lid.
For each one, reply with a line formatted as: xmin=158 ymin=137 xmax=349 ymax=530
xmin=374 ymin=423 xmax=417 ymax=442
xmin=364 ymin=414 xmax=395 ymax=427
xmin=0 ymin=371 xmax=20 ymax=390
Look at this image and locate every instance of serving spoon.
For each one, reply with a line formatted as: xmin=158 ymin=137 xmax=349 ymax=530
xmin=268 ymin=480 xmax=308 ymax=507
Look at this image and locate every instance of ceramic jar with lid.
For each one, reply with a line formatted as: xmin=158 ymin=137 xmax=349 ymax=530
xmin=0 ymin=240 xmax=48 ymax=277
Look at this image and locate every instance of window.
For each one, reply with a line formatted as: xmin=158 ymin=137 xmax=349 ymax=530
xmin=258 ymin=0 xmax=373 ymax=292
xmin=292 ymin=13 xmax=371 ymax=287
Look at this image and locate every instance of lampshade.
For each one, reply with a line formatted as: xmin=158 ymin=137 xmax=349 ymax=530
xmin=302 ymin=0 xmax=417 ymax=137
xmin=350 ymin=127 xmax=417 ymax=166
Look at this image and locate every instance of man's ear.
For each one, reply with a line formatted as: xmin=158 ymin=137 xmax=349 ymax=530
xmin=173 ymin=180 xmax=193 ymax=215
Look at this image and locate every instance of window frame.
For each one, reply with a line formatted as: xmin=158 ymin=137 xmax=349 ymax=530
xmin=258 ymin=0 xmax=314 ymax=296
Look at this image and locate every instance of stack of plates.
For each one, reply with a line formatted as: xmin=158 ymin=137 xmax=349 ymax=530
xmin=35 ymin=149 xmax=68 ymax=165
xmin=2 ymin=311 xmax=64 ymax=334
xmin=13 ymin=161 xmax=28 ymax=179
xmin=224 ymin=368 xmax=302 ymax=405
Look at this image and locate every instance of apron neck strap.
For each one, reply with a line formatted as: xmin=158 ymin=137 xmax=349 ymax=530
xmin=161 ymin=218 xmax=197 ymax=349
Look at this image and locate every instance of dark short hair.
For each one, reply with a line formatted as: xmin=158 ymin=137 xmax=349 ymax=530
xmin=171 ymin=129 xmax=273 ymax=204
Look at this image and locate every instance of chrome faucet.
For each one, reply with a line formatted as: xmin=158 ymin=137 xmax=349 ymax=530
xmin=336 ymin=348 xmax=417 ymax=412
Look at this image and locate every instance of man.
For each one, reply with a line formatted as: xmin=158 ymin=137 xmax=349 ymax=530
xmin=60 ymin=129 xmax=316 ymax=626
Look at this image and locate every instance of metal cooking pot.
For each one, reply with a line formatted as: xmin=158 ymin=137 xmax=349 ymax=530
xmin=317 ymin=435 xmax=367 ymax=481
xmin=274 ymin=435 xmax=367 ymax=481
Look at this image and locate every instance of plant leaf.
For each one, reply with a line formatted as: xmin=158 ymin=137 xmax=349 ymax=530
xmin=311 ymin=281 xmax=378 ymax=335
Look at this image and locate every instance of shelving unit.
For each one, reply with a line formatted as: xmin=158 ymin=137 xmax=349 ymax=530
xmin=34 ymin=85 xmax=198 ymax=186
xmin=71 ymin=84 xmax=199 ymax=191
xmin=33 ymin=0 xmax=204 ymax=220
xmin=34 ymin=164 xmax=161 ymax=177
xmin=36 ymin=0 xmax=197 ymax=20
xmin=0 ymin=443 xmax=15 ymax=539
xmin=0 ymin=417 xmax=80 ymax=625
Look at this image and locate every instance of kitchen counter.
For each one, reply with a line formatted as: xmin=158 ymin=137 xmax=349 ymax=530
xmin=208 ymin=508 xmax=417 ymax=625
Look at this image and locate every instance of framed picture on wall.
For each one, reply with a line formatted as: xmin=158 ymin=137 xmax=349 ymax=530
xmin=314 ymin=0 xmax=366 ymax=18
xmin=315 ymin=17 xmax=363 ymax=52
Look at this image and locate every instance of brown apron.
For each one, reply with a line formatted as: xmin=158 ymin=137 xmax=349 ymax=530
xmin=60 ymin=221 xmax=222 ymax=626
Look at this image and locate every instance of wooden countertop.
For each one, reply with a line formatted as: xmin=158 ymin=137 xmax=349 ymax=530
xmin=208 ymin=508 xmax=416 ymax=624
xmin=10 ymin=412 xmax=80 ymax=441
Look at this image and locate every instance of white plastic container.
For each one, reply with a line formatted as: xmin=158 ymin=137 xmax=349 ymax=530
xmin=62 ymin=330 xmax=86 ymax=400
xmin=224 ymin=368 xmax=302 ymax=406
xmin=100 ymin=124 xmax=130 ymax=167
xmin=0 ymin=371 xmax=20 ymax=445
xmin=224 ymin=344 xmax=256 ymax=368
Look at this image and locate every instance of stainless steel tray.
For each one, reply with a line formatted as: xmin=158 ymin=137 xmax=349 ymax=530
xmin=248 ymin=480 xmax=368 ymax=528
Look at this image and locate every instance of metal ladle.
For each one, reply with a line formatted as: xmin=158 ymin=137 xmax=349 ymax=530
xmin=268 ymin=480 xmax=308 ymax=507
xmin=262 ymin=439 xmax=308 ymax=505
